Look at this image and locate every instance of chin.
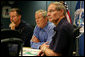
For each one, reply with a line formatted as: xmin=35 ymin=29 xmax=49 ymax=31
xmin=37 ymin=25 xmax=40 ymax=27
xmin=49 ymin=19 xmax=53 ymax=22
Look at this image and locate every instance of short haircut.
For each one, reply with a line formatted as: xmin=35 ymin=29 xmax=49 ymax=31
xmin=49 ymin=2 xmax=66 ymax=16
xmin=35 ymin=9 xmax=47 ymax=17
xmin=10 ymin=8 xmax=21 ymax=15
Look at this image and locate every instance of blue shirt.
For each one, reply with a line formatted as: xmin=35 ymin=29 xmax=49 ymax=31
xmin=30 ymin=22 xmax=56 ymax=49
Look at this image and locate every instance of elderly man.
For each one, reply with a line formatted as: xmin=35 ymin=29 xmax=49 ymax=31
xmin=38 ymin=2 xmax=74 ymax=56
xmin=30 ymin=9 xmax=55 ymax=49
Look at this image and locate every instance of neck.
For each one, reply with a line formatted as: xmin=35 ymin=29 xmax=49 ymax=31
xmin=54 ymin=16 xmax=65 ymax=27
xmin=41 ymin=22 xmax=48 ymax=29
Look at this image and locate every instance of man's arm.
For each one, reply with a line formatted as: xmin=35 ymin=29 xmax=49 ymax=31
xmin=38 ymin=44 xmax=62 ymax=56
xmin=30 ymin=35 xmax=45 ymax=49
xmin=31 ymin=35 xmax=40 ymax=43
xmin=44 ymin=48 xmax=62 ymax=56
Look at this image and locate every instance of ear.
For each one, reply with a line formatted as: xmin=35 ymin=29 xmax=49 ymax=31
xmin=19 ymin=15 xmax=21 ymax=19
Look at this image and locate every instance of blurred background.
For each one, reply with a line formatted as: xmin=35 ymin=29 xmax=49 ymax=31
xmin=1 ymin=1 xmax=78 ymax=29
xmin=1 ymin=1 xmax=84 ymax=56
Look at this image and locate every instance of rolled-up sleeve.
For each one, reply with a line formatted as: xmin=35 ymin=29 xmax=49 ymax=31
xmin=30 ymin=26 xmax=45 ymax=49
xmin=30 ymin=41 xmax=45 ymax=49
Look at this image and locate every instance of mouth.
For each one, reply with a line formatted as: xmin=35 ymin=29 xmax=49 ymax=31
xmin=37 ymin=23 xmax=40 ymax=25
xmin=48 ymin=17 xmax=53 ymax=20
xmin=48 ymin=16 xmax=52 ymax=20
xmin=49 ymin=18 xmax=52 ymax=20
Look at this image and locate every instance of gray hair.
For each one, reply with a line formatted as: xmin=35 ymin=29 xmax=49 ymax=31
xmin=35 ymin=9 xmax=47 ymax=17
xmin=49 ymin=2 xmax=66 ymax=16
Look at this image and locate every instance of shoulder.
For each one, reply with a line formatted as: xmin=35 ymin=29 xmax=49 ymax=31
xmin=21 ymin=20 xmax=33 ymax=29
xmin=33 ymin=25 xmax=40 ymax=32
xmin=47 ymin=22 xmax=56 ymax=30
xmin=19 ymin=21 xmax=33 ymax=32
xmin=59 ymin=20 xmax=74 ymax=32
xmin=60 ymin=19 xmax=72 ymax=28
xmin=34 ymin=25 xmax=39 ymax=30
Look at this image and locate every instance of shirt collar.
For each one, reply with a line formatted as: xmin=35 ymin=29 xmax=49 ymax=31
xmin=43 ymin=22 xmax=49 ymax=31
xmin=38 ymin=22 xmax=49 ymax=32
xmin=53 ymin=18 xmax=66 ymax=31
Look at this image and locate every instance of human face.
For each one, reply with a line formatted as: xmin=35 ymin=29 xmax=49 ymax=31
xmin=35 ymin=12 xmax=47 ymax=28
xmin=47 ymin=4 xmax=61 ymax=23
xmin=9 ymin=11 xmax=20 ymax=24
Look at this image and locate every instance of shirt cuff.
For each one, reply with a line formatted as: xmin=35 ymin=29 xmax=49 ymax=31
xmin=30 ymin=40 xmax=45 ymax=49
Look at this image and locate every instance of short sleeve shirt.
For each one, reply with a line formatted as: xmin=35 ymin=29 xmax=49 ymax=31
xmin=33 ymin=22 xmax=55 ymax=42
xmin=31 ymin=22 xmax=56 ymax=49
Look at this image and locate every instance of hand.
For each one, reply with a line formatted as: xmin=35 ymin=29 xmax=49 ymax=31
xmin=40 ymin=42 xmax=49 ymax=52
xmin=37 ymin=51 xmax=45 ymax=56
xmin=31 ymin=35 xmax=40 ymax=43
xmin=9 ymin=22 xmax=15 ymax=30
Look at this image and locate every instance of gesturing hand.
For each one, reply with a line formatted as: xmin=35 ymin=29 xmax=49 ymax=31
xmin=9 ymin=22 xmax=15 ymax=30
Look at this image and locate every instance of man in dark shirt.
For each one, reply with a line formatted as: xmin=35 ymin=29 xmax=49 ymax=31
xmin=9 ymin=8 xmax=33 ymax=47
xmin=15 ymin=20 xmax=33 ymax=47
xmin=38 ymin=2 xmax=74 ymax=56
xmin=49 ymin=18 xmax=74 ymax=56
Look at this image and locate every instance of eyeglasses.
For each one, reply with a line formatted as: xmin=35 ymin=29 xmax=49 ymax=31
xmin=48 ymin=9 xmax=56 ymax=13
xmin=36 ymin=17 xmax=44 ymax=20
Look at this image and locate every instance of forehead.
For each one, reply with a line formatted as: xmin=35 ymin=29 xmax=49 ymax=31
xmin=35 ymin=12 xmax=43 ymax=17
xmin=48 ymin=4 xmax=56 ymax=10
xmin=9 ymin=11 xmax=17 ymax=15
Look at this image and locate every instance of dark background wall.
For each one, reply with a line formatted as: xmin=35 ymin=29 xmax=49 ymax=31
xmin=1 ymin=1 xmax=84 ymax=56
xmin=13 ymin=1 xmax=47 ymax=27
xmin=1 ymin=1 xmax=77 ymax=29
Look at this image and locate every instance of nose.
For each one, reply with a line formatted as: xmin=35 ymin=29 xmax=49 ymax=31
xmin=47 ymin=12 xmax=51 ymax=19
xmin=10 ymin=17 xmax=13 ymax=21
xmin=10 ymin=17 xmax=15 ymax=22
xmin=47 ymin=12 xmax=50 ymax=17
xmin=36 ymin=19 xmax=39 ymax=23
